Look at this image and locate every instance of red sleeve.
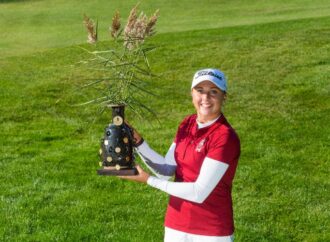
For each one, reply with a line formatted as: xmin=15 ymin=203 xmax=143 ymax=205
xmin=206 ymin=130 xmax=240 ymax=164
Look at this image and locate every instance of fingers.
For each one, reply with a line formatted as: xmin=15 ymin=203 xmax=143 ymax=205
xmin=118 ymin=165 xmax=141 ymax=180
xmin=124 ymin=120 xmax=140 ymax=138
xmin=118 ymin=175 xmax=134 ymax=180
xmin=135 ymin=164 xmax=143 ymax=172
xmin=127 ymin=126 xmax=143 ymax=146
xmin=118 ymin=165 xmax=149 ymax=183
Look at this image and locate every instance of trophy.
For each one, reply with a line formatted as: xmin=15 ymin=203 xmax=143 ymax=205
xmin=80 ymin=7 xmax=159 ymax=176
xmin=97 ymin=105 xmax=138 ymax=176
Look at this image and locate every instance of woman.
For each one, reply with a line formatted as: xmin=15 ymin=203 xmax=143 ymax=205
xmin=120 ymin=68 xmax=240 ymax=242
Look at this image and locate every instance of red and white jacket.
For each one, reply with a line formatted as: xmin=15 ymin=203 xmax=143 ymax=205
xmin=136 ymin=114 xmax=240 ymax=236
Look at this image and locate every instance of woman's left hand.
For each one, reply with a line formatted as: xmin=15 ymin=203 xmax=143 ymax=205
xmin=118 ymin=165 xmax=150 ymax=183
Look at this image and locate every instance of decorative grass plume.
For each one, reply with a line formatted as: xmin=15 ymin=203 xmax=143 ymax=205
xmin=110 ymin=11 xmax=121 ymax=39
xmin=123 ymin=4 xmax=159 ymax=49
xmin=78 ymin=4 xmax=160 ymax=119
xmin=83 ymin=14 xmax=98 ymax=44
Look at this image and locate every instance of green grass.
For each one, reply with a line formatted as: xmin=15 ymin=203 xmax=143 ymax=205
xmin=1 ymin=0 xmax=330 ymax=57
xmin=1 ymin=0 xmax=330 ymax=241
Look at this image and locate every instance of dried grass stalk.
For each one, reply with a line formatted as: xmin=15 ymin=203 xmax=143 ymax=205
xmin=83 ymin=14 xmax=98 ymax=44
xmin=123 ymin=5 xmax=159 ymax=50
xmin=124 ymin=3 xmax=139 ymax=39
xmin=145 ymin=9 xmax=159 ymax=37
xmin=110 ymin=11 xmax=121 ymax=39
xmin=134 ymin=12 xmax=147 ymax=39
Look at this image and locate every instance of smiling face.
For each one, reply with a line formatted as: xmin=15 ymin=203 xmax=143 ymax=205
xmin=191 ymin=81 xmax=226 ymax=123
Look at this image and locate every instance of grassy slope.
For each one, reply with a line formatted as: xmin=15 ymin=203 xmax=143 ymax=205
xmin=1 ymin=0 xmax=330 ymax=57
xmin=0 ymin=1 xmax=329 ymax=241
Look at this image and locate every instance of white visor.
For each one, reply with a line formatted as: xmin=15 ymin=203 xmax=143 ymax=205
xmin=191 ymin=68 xmax=227 ymax=92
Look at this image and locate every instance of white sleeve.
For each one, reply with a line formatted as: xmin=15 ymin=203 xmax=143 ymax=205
xmin=147 ymin=157 xmax=229 ymax=203
xmin=135 ymin=141 xmax=177 ymax=180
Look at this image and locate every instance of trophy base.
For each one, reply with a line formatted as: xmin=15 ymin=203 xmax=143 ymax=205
xmin=97 ymin=167 xmax=138 ymax=176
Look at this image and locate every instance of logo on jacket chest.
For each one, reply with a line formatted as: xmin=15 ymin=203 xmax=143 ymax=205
xmin=195 ymin=138 xmax=206 ymax=152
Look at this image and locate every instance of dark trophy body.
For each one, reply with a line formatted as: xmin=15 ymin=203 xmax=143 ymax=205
xmin=97 ymin=105 xmax=138 ymax=176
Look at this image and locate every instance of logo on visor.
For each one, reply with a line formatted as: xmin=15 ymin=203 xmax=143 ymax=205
xmin=196 ymin=71 xmax=223 ymax=81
